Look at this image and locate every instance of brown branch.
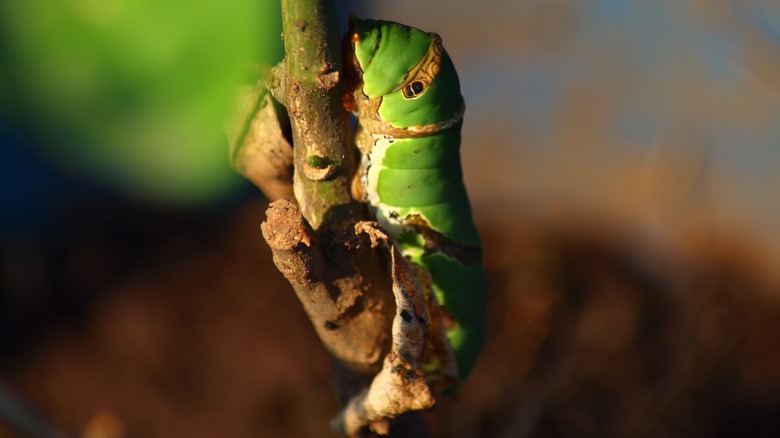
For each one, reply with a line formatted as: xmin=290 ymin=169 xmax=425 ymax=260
xmin=273 ymin=0 xmax=402 ymax=409
xmin=260 ymin=199 xmax=394 ymax=388
xmin=229 ymin=1 xmax=452 ymax=435
xmin=261 ymin=205 xmax=445 ymax=436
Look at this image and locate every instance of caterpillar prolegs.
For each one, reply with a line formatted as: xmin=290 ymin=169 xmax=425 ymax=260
xmin=345 ymin=17 xmax=487 ymax=380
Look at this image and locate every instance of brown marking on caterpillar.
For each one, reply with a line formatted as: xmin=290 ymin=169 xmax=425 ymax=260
xmin=402 ymin=214 xmax=482 ymax=266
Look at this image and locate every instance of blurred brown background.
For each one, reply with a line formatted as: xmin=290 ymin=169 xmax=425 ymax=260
xmin=2 ymin=0 xmax=780 ymax=437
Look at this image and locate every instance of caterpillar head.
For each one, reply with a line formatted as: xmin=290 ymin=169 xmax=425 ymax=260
xmin=345 ymin=17 xmax=463 ymax=129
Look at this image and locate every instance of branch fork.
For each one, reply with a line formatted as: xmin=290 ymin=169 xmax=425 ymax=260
xmin=226 ymin=1 xmax=458 ymax=435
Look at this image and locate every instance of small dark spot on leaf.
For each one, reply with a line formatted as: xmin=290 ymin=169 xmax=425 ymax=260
xmin=324 ymin=321 xmax=339 ymax=330
xmin=400 ymin=310 xmax=412 ymax=323
xmin=295 ymin=20 xmax=306 ymax=31
xmin=414 ymin=150 xmax=419 ymax=154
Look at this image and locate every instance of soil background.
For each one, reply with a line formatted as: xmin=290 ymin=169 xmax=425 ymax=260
xmin=2 ymin=194 xmax=779 ymax=437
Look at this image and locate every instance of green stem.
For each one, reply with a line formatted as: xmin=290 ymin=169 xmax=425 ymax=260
xmin=280 ymin=0 xmax=358 ymax=231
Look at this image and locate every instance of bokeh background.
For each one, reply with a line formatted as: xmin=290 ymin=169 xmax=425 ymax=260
xmin=2 ymin=0 xmax=780 ymax=436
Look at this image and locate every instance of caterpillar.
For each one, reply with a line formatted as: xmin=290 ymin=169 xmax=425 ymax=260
xmin=344 ymin=17 xmax=487 ymax=381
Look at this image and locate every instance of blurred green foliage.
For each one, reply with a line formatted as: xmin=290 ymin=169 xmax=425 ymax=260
xmin=0 ymin=0 xmax=282 ymax=204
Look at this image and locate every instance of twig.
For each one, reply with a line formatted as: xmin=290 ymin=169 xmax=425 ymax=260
xmin=236 ymin=1 xmax=450 ymax=435
xmin=261 ymin=200 xmax=395 ymax=400
xmin=280 ymin=0 xmax=359 ymax=231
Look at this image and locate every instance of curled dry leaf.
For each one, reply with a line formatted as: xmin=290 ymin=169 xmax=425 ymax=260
xmin=332 ymin=221 xmax=459 ymax=437
xmin=224 ymin=84 xmax=294 ymax=201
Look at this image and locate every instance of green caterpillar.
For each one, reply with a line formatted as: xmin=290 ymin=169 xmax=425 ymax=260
xmin=344 ymin=17 xmax=487 ymax=380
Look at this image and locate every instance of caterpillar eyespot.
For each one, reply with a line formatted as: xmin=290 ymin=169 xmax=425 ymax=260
xmin=403 ymin=81 xmax=426 ymax=98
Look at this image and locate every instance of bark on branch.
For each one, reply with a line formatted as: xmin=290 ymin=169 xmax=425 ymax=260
xmin=280 ymin=0 xmax=358 ymax=232
xmin=228 ymin=1 xmax=453 ymax=435
xmin=260 ymin=199 xmax=394 ymax=387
